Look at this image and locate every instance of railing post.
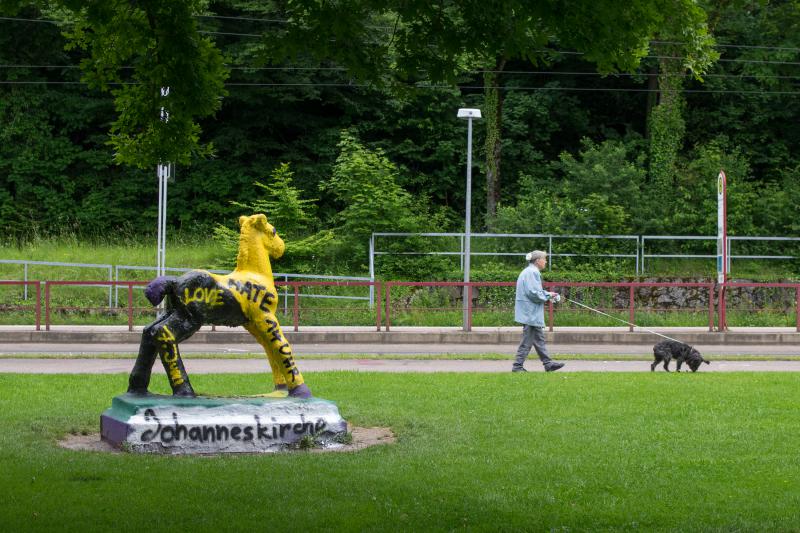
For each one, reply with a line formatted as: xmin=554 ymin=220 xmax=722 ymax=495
xmin=369 ymin=235 xmax=375 ymax=308
xmin=108 ymin=266 xmax=113 ymax=309
xmin=636 ymin=236 xmax=640 ymax=275
xmin=385 ymin=283 xmax=391 ymax=332
xmin=293 ymin=285 xmax=299 ymax=332
xmin=127 ymin=283 xmax=134 ymax=331
xmin=708 ymin=283 xmax=715 ymax=332
xmin=114 ymin=265 xmax=119 ymax=308
xmin=283 ymin=275 xmax=289 ymax=315
xmin=35 ymin=282 xmax=41 ymax=331
xmin=467 ymin=284 xmax=473 ymax=331
xmin=375 ymin=281 xmax=382 ymax=331
xmin=796 ymin=287 xmax=799 ymax=333
xmin=45 ymin=282 xmax=51 ymax=331
xmin=629 ymin=285 xmax=634 ymax=332
xmin=718 ymin=282 xmax=727 ymax=332
xmin=641 ymin=237 xmax=645 ymax=273
xmin=548 ymin=298 xmax=554 ymax=332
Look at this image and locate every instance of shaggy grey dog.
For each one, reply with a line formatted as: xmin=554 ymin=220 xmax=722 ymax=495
xmin=651 ymin=340 xmax=710 ymax=372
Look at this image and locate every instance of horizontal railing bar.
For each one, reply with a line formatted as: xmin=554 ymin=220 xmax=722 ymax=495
xmin=116 ymin=265 xmax=369 ymax=281
xmin=374 ymin=252 xmax=637 ymax=257
xmin=641 ymin=236 xmax=715 ymax=240
xmin=730 ymin=236 xmax=800 ymax=241
xmin=373 ymin=232 xmax=638 ymax=239
xmin=643 ymin=254 xmax=717 ymax=258
xmin=0 ymin=259 xmax=112 ymax=268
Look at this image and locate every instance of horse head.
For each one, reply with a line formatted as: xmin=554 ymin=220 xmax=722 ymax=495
xmin=239 ymin=214 xmax=284 ymax=259
xmin=235 ymin=214 xmax=284 ymax=274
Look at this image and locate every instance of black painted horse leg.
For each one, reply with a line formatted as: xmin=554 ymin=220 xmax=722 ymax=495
xmin=128 ymin=312 xmax=173 ymax=394
xmin=153 ymin=313 xmax=202 ymax=396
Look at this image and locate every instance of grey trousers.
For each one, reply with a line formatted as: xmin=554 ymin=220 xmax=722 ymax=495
xmin=513 ymin=325 xmax=552 ymax=370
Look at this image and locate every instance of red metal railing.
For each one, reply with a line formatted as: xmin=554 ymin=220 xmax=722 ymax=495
xmin=384 ymin=281 xmax=717 ymax=331
xmin=41 ymin=280 xmax=382 ymax=332
xmin=44 ymin=280 xmax=149 ymax=331
xmin=274 ymin=281 xmax=382 ymax=332
xmin=0 ymin=280 xmax=42 ymax=330
xmin=384 ymin=281 xmax=474 ymax=331
xmin=3 ymin=279 xmax=799 ymax=332
xmin=719 ymin=282 xmax=800 ymax=332
xmin=545 ymin=282 xmax=716 ymax=333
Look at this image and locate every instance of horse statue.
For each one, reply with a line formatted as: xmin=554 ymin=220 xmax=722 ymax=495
xmin=127 ymin=214 xmax=312 ymax=398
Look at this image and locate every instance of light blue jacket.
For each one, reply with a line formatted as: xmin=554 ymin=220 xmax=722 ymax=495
xmin=514 ymin=264 xmax=551 ymax=327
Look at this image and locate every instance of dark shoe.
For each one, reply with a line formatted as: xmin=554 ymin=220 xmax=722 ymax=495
xmin=288 ymin=383 xmax=313 ymax=398
xmin=173 ymin=383 xmax=197 ymax=397
xmin=545 ymin=362 xmax=565 ymax=372
xmin=511 ymin=367 xmax=528 ymax=373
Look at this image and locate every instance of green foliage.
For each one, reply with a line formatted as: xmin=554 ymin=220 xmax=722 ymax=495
xmin=323 ymin=130 xmax=426 ymax=270
xmin=1 ymin=0 xmax=799 ymax=283
xmin=557 ymin=137 xmax=648 ymax=233
xmin=61 ymin=0 xmax=229 ymax=167
xmin=494 ymin=138 xmax=646 ymax=235
xmin=212 ymin=163 xmax=334 ymax=272
xmin=669 ymin=137 xmax=756 ymax=235
xmin=232 ymin=163 xmax=318 ymax=236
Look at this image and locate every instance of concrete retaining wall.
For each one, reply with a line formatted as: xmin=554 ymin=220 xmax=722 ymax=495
xmin=3 ymin=329 xmax=799 ymax=345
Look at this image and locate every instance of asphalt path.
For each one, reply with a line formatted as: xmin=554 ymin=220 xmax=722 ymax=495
xmin=2 ymin=358 xmax=800 ymax=373
xmin=3 ymin=337 xmax=800 ymax=374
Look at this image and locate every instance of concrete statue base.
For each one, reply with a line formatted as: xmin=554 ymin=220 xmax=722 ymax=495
xmin=100 ymin=393 xmax=348 ymax=454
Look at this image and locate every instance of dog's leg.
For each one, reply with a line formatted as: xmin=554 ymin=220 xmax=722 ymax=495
xmin=676 ymin=359 xmax=683 ymax=372
xmin=652 ymin=348 xmax=665 ymax=372
xmin=663 ymin=357 xmax=671 ymax=372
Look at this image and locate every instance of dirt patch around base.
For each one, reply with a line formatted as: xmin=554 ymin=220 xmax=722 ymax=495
xmin=58 ymin=426 xmax=395 ymax=455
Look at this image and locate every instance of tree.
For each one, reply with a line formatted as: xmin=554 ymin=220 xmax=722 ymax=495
xmin=1 ymin=0 xmax=228 ymax=168
xmin=322 ymin=130 xmax=424 ymax=268
xmin=213 ymin=163 xmax=334 ymax=272
xmin=273 ymin=0 xmax=717 ymax=226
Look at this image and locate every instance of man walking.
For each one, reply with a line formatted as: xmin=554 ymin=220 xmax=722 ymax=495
xmin=513 ymin=250 xmax=564 ymax=373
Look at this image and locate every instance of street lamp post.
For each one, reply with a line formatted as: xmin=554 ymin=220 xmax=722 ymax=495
xmin=457 ymin=108 xmax=481 ymax=331
xmin=156 ymin=87 xmax=171 ymax=280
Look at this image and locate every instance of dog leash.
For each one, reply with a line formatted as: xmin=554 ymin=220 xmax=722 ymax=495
xmin=563 ymin=297 xmax=684 ymax=344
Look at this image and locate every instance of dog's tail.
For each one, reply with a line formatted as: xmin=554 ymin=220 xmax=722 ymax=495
xmin=144 ymin=276 xmax=177 ymax=306
xmin=704 ymin=359 xmax=711 ymax=365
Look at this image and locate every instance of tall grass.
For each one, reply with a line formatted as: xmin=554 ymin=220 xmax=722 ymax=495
xmin=0 ymin=232 xmax=226 ymax=275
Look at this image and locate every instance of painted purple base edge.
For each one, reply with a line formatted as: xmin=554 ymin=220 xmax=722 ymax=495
xmin=100 ymin=414 xmax=131 ymax=447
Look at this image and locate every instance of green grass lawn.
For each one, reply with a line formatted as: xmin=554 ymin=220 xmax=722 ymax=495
xmin=1 ymin=373 xmax=799 ymax=531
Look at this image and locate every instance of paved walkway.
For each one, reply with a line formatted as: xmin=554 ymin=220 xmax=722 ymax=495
xmin=3 ymin=342 xmax=800 ymax=356
xmin=2 ymin=358 xmax=800 ymax=374
xmin=1 ymin=325 xmax=799 ymax=373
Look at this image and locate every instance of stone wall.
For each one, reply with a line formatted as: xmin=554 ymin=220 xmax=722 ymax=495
xmin=398 ymin=279 xmax=798 ymax=312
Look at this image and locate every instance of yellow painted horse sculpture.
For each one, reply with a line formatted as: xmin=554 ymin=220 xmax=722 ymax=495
xmin=128 ymin=214 xmax=311 ymax=398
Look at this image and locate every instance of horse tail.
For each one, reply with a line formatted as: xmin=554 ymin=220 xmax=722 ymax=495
xmin=144 ymin=276 xmax=177 ymax=306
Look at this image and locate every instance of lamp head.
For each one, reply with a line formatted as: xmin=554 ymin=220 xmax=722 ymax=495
xmin=457 ymin=108 xmax=482 ymax=119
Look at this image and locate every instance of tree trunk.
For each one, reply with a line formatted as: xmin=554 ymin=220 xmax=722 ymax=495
xmin=648 ymin=53 xmax=685 ymax=194
xmin=483 ymin=58 xmax=506 ymax=228
xmin=644 ymin=64 xmax=659 ymax=137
